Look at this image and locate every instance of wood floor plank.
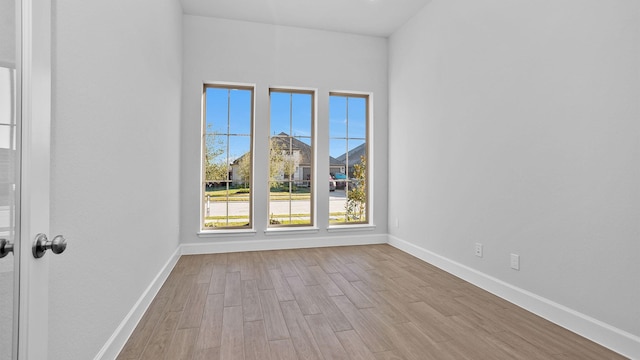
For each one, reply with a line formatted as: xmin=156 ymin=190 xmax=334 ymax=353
xmin=275 ymin=251 xmax=298 ymax=277
xmin=168 ymin=275 xmax=196 ymax=311
xmin=164 ymin=327 xmax=198 ymax=360
xmin=307 ymin=285 xmax=353 ymax=332
xmin=304 ymin=314 xmax=349 ymax=360
xmin=484 ymin=331 xmax=556 ymax=360
xmin=331 ymin=295 xmax=395 ymax=353
xmin=344 ymin=262 xmax=388 ymax=291
xmin=220 ymin=306 xmax=244 ymax=360
xmin=208 ymin=264 xmax=227 ymax=294
xmin=335 ymin=330 xmax=375 ymax=360
xmin=328 ymin=272 xmax=374 ymax=309
xmin=117 ymin=295 xmax=171 ymax=359
xmin=286 ymin=275 xmax=321 ymax=315
xmin=268 ymin=268 xmax=295 ymax=301
xmin=138 ymin=311 xmax=181 ymax=360
xmin=268 ymin=339 xmax=297 ymax=360
xmin=255 ymin=261 xmax=274 ymax=290
xmin=389 ymin=321 xmax=458 ymax=360
xmin=373 ymin=349 xmax=406 ymax=360
xmin=350 ymin=281 xmax=409 ymax=324
xmin=292 ymin=258 xmax=319 ymax=286
xmin=193 ymin=347 xmax=221 ymax=360
xmin=307 ymin=265 xmax=344 ymax=296
xmin=196 ymin=294 xmax=225 ymax=350
xmin=180 ymin=255 xmax=204 ymax=276
xmin=243 ymin=320 xmax=271 ymax=360
xmin=242 ymin=280 xmax=263 ymax=322
xmin=309 ymin=248 xmax=340 ymax=274
xmin=226 ymin=252 xmax=242 ymax=273
xmin=197 ymin=262 xmax=214 ymax=284
xmin=120 ymin=245 xmax=626 ymax=360
xmin=224 ymin=272 xmax=242 ymax=307
xmin=280 ymin=300 xmax=323 ymax=360
xmin=329 ymin=258 xmax=361 ymax=282
xmin=240 ymin=252 xmax=257 ymax=281
xmin=412 ymin=286 xmax=462 ymax=316
xmin=178 ymin=282 xmax=208 ymax=329
xmin=258 ymin=289 xmax=290 ymax=340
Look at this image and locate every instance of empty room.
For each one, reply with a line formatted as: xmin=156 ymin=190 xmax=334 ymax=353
xmin=1 ymin=0 xmax=638 ymax=359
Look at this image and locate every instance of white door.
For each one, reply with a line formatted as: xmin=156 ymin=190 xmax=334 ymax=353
xmin=1 ymin=0 xmax=56 ymax=359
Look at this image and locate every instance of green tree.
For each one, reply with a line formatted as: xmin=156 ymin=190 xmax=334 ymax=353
xmin=205 ymin=130 xmax=228 ymax=182
xmin=269 ymin=137 xmax=285 ymax=183
xmin=237 ymin=154 xmax=251 ymax=188
xmin=346 ymin=156 xmax=366 ymax=222
xmin=270 ymin=136 xmax=301 ymax=192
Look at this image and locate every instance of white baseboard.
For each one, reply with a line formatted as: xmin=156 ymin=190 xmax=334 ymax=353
xmin=93 ymin=247 xmax=181 ymax=360
xmin=181 ymin=233 xmax=388 ymax=255
xmin=387 ymin=235 xmax=640 ymax=359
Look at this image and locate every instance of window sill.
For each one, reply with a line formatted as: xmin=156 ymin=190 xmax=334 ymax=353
xmin=197 ymin=229 xmax=257 ymax=238
xmin=326 ymin=224 xmax=376 ymax=233
xmin=264 ymin=227 xmax=320 ymax=236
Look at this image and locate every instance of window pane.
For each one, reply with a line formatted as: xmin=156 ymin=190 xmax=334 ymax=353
xmin=269 ymin=181 xmax=311 ymax=226
xmin=347 ymin=97 xmax=366 ymax=139
xmin=205 ymin=88 xmax=228 ymax=135
xmin=270 ymin=92 xmax=290 ymax=136
xmin=269 ymin=90 xmax=314 ymax=227
xmin=292 ymin=93 xmax=312 ymax=137
xmin=229 ymin=89 xmax=252 ymax=135
xmin=204 ymin=134 xmax=228 ymax=181
xmin=329 ymin=94 xmax=368 ymax=225
xmin=345 ymin=139 xmax=366 ymax=178
xmin=203 ymin=85 xmax=253 ymax=230
xmin=229 ymin=136 xmax=250 ymax=161
xmin=203 ymin=188 xmax=250 ymax=229
xmin=329 ymin=96 xmax=346 ymax=138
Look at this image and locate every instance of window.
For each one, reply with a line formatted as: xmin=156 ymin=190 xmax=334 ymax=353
xmin=329 ymin=93 xmax=369 ymax=224
xmin=202 ymin=84 xmax=253 ymax=230
xmin=269 ymin=89 xmax=314 ymax=227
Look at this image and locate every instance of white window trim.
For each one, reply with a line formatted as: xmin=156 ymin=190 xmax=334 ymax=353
xmin=198 ymin=229 xmax=258 ymax=238
xmin=267 ymin=87 xmax=318 ymax=229
xmin=264 ymin=227 xmax=320 ymax=236
xmin=200 ymin=82 xmax=256 ymax=231
xmin=328 ymin=91 xmax=374 ymax=228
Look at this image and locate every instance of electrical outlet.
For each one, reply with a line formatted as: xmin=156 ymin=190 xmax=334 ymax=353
xmin=475 ymin=243 xmax=483 ymax=257
xmin=510 ymin=253 xmax=520 ymax=270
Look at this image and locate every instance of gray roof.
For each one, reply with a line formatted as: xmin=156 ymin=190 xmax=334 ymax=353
xmin=232 ymin=133 xmax=342 ymax=166
xmin=336 ymin=142 xmax=366 ymax=166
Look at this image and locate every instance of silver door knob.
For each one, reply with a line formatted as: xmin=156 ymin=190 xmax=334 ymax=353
xmin=32 ymin=234 xmax=67 ymax=258
xmin=0 ymin=238 xmax=14 ymax=258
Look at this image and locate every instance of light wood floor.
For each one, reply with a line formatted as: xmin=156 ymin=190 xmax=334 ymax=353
xmin=117 ymin=244 xmax=625 ymax=360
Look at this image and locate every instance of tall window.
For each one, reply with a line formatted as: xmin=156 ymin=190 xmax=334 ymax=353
xmin=329 ymin=93 xmax=369 ymax=225
xmin=269 ymin=89 xmax=314 ymax=227
xmin=202 ymin=85 xmax=253 ymax=230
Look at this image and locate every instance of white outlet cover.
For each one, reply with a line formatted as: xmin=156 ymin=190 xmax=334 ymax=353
xmin=510 ymin=254 xmax=520 ymax=270
xmin=475 ymin=243 xmax=483 ymax=257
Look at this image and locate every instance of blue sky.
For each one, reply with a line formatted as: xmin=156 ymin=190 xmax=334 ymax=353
xmin=205 ymin=88 xmax=366 ymax=162
xmin=329 ymin=96 xmax=366 ymax=159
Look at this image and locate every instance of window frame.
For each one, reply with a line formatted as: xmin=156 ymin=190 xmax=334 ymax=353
xmin=268 ymin=88 xmax=316 ymax=228
xmin=201 ymin=83 xmax=255 ymax=231
xmin=328 ymin=91 xmax=371 ymax=226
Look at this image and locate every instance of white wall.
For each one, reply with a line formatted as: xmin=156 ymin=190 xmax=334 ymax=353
xmin=181 ymin=16 xmax=388 ymax=245
xmin=50 ymin=0 xmax=182 ymax=358
xmin=389 ymin=0 xmax=640 ymax=354
xmin=0 ymin=0 xmax=15 ymax=65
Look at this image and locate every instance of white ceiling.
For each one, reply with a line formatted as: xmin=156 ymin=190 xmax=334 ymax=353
xmin=180 ymin=0 xmax=432 ymax=37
